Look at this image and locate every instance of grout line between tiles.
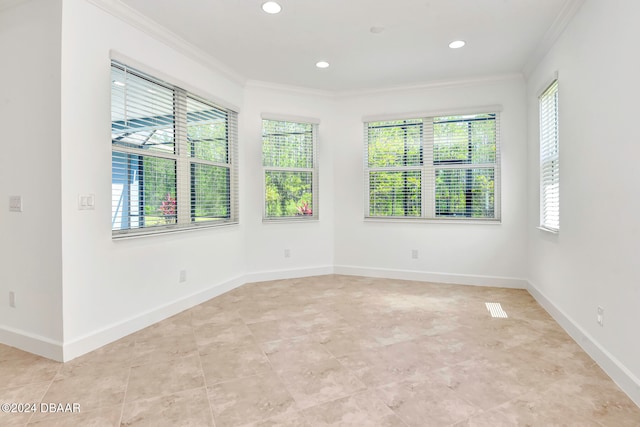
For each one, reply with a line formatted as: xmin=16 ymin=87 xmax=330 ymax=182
xmin=240 ymin=314 xmax=303 ymax=420
xmin=117 ymin=365 xmax=132 ymax=427
xmin=5 ymin=275 xmax=639 ymax=425
xmin=23 ymin=361 xmax=62 ymax=426
xmin=191 ymin=319 xmax=217 ymax=427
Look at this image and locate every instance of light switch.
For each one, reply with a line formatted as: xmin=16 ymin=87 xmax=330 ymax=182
xmin=9 ymin=196 xmax=22 ymax=212
xmin=78 ymin=194 xmax=95 ymax=210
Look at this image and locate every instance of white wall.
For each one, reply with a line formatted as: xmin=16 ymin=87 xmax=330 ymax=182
xmin=0 ymin=0 xmax=64 ymax=358
xmin=59 ymin=0 xmax=246 ymax=358
xmin=334 ymin=79 xmax=529 ymax=286
xmin=526 ymin=0 xmax=640 ymax=399
xmin=12 ymin=3 xmax=638 ymax=397
xmin=242 ymin=85 xmax=335 ymax=278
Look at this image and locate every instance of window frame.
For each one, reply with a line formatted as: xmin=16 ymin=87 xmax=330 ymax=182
xmin=111 ymin=60 xmax=239 ymax=238
xmin=261 ymin=116 xmax=319 ymax=222
xmin=539 ymin=79 xmax=560 ymax=232
xmin=363 ymin=109 xmax=501 ymax=223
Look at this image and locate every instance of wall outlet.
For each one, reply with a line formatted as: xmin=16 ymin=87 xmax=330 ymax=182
xmin=411 ymin=249 xmax=419 ymax=259
xmin=179 ymin=270 xmax=187 ymax=283
xmin=9 ymin=196 xmax=22 ymax=212
xmin=284 ymin=249 xmax=291 ymax=258
xmin=9 ymin=291 xmax=15 ymax=308
xmin=597 ymin=306 xmax=604 ymax=326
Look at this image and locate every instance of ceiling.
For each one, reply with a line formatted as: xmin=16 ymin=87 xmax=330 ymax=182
xmin=119 ymin=0 xmax=574 ymax=92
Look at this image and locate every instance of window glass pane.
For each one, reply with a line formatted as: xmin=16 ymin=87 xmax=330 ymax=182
xmin=434 ymin=114 xmax=496 ymax=164
xmin=111 ymin=152 xmax=177 ymax=230
xmin=265 ymin=171 xmax=313 ymax=217
xmin=369 ymin=171 xmax=421 ymax=217
xmin=470 ymin=117 xmax=497 ymax=164
xmin=191 ymin=163 xmax=231 ymax=221
xmin=111 ymin=61 xmax=238 ymax=235
xmin=187 ymin=97 xmax=229 ymax=163
xmin=262 ymin=120 xmax=314 ymax=168
xmin=435 ymin=168 xmax=495 ymax=218
xmin=368 ymin=120 xmax=422 ymax=167
xmin=540 ymin=81 xmax=559 ymax=230
xmin=111 ymin=66 xmax=175 ymax=154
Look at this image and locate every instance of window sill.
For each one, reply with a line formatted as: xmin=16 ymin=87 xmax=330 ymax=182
xmin=262 ymin=216 xmax=319 ymax=224
xmin=537 ymin=226 xmax=559 ymax=235
xmin=112 ymin=221 xmax=238 ymax=240
xmin=364 ymin=217 xmax=501 ymax=225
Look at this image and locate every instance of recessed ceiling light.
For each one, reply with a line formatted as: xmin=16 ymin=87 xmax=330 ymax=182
xmin=262 ymin=1 xmax=282 ymax=14
xmin=316 ymin=61 xmax=330 ymax=69
xmin=449 ymin=40 xmax=466 ymax=49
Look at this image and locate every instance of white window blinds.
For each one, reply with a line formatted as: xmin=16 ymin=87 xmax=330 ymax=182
xmin=539 ymin=80 xmax=559 ymax=231
xmin=365 ymin=112 xmax=500 ymax=220
xmin=262 ymin=119 xmax=318 ymax=219
xmin=111 ymin=61 xmax=238 ymax=236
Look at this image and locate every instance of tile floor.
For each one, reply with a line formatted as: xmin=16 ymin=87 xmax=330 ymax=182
xmin=1 ymin=275 xmax=639 ymax=426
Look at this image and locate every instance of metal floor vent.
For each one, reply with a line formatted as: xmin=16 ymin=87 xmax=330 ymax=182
xmin=485 ymin=302 xmax=508 ymax=318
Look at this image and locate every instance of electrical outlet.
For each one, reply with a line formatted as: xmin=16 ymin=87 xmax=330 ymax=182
xmin=597 ymin=306 xmax=604 ymax=326
xmin=9 ymin=196 xmax=22 ymax=212
xmin=411 ymin=249 xmax=419 ymax=259
xmin=284 ymin=249 xmax=291 ymax=258
xmin=179 ymin=270 xmax=187 ymax=283
xmin=9 ymin=291 xmax=15 ymax=308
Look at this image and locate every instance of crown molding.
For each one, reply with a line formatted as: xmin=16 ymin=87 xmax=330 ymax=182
xmin=247 ymin=73 xmax=524 ymax=98
xmin=334 ymin=73 xmax=525 ymax=98
xmin=84 ymin=0 xmax=532 ymax=98
xmin=522 ymin=0 xmax=586 ymax=77
xmin=245 ymin=80 xmax=335 ymax=98
xmin=86 ymin=0 xmax=246 ymax=86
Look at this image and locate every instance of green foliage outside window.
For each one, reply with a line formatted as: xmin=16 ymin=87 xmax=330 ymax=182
xmin=141 ymin=156 xmax=177 ymax=226
xmin=111 ymin=61 xmax=237 ymax=234
xmin=263 ymin=120 xmax=315 ymax=218
xmin=188 ymin=97 xmax=231 ymax=221
xmin=369 ymin=171 xmax=421 ymax=217
xmin=366 ymin=113 xmax=498 ymax=220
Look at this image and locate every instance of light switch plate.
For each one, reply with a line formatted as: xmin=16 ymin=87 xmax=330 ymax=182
xmin=78 ymin=194 xmax=95 ymax=210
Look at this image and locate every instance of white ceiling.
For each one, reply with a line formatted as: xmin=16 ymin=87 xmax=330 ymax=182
xmin=119 ymin=0 xmax=574 ymax=92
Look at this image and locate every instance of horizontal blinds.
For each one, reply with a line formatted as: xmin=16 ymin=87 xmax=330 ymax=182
xmin=432 ymin=113 xmax=498 ymax=219
xmin=262 ymin=119 xmax=317 ymax=218
xmin=539 ymin=80 xmax=559 ymax=231
xmin=111 ymin=63 xmax=178 ymax=232
xmin=364 ymin=112 xmax=499 ymax=220
xmin=111 ymin=153 xmax=177 ymax=230
xmin=187 ymin=97 xmax=237 ymax=223
xmin=111 ymin=61 xmax=238 ymax=235
xmin=111 ymin=65 xmax=175 ymax=155
xmin=366 ymin=120 xmax=423 ymax=217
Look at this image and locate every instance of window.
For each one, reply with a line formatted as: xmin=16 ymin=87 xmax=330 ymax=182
xmin=111 ymin=61 xmax=238 ymax=236
xmin=365 ymin=112 xmax=499 ymax=220
xmin=262 ymin=119 xmax=318 ymax=220
xmin=539 ymin=80 xmax=559 ymax=231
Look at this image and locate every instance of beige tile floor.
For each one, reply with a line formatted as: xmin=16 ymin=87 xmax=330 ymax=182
xmin=1 ymin=275 xmax=639 ymax=426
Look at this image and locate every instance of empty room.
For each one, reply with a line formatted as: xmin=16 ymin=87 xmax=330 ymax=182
xmin=1 ymin=0 xmax=639 ymax=425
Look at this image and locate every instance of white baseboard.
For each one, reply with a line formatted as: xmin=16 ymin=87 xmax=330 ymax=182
xmin=0 ymin=325 xmax=63 ymax=362
xmin=527 ymin=281 xmax=640 ymax=407
xmin=244 ymin=266 xmax=334 ymax=284
xmin=334 ymin=265 xmax=527 ymax=289
xmin=62 ymin=266 xmax=334 ymax=361
xmin=62 ymin=274 xmax=245 ymax=362
xmin=4 ymin=269 xmax=638 ymax=410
